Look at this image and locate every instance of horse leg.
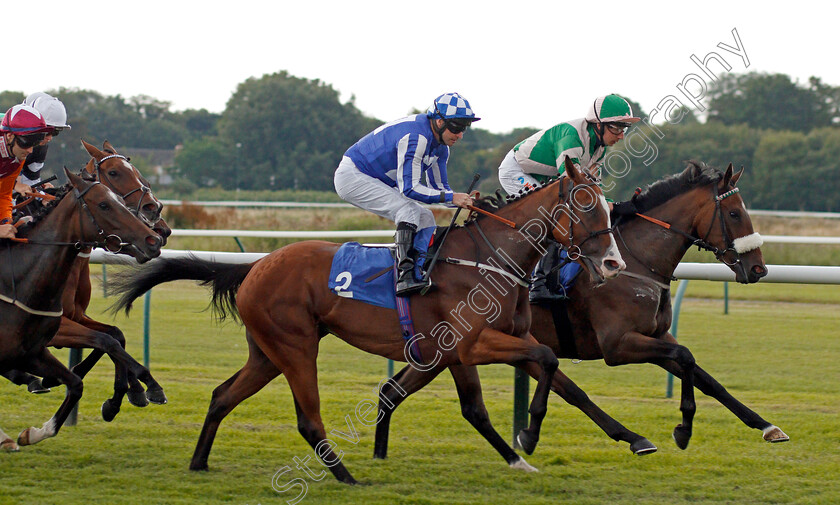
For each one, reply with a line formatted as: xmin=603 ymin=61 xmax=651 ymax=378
xmin=1 ymin=427 xmax=20 ymax=452
xmin=653 ymin=333 xmax=788 ymax=443
xmin=459 ymin=329 xmax=558 ymax=456
xmin=16 ymin=348 xmax=84 ymax=446
xmin=600 ymin=330 xmax=697 ymax=449
xmin=190 ymin=337 xmax=280 ymax=471
xmin=517 ymin=360 xmax=657 ymax=455
xmin=77 ymin=315 xmax=161 ymax=407
xmin=373 ymin=364 xmax=446 ymax=460
xmin=1 ymin=369 xmax=50 ymax=394
xmin=449 ymin=364 xmax=539 ymax=471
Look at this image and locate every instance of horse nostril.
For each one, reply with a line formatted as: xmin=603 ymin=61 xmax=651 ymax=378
xmin=146 ymin=235 xmax=162 ymax=248
xmin=605 ymin=259 xmax=622 ymax=272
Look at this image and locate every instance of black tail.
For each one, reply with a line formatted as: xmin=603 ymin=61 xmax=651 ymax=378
xmin=108 ymin=254 xmax=256 ymax=322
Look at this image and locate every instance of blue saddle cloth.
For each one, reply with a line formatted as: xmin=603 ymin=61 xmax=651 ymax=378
xmin=328 ymin=242 xmax=397 ymax=310
xmin=543 ymin=248 xmax=583 ymax=298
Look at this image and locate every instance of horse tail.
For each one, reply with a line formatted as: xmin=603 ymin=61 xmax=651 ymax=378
xmin=108 ymin=254 xmax=255 ymax=322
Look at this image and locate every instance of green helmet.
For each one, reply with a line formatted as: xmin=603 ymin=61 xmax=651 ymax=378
xmin=585 ymin=94 xmax=641 ymax=126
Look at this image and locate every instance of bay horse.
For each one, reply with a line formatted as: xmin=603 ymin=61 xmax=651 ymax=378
xmin=3 ymin=141 xmax=172 ymax=421
xmin=0 ymin=169 xmax=161 ymax=451
xmin=108 ymin=158 xmax=629 ymax=483
xmin=372 ymin=161 xmax=788 ymax=470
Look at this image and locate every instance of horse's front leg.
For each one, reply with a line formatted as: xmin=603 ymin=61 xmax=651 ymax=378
xmin=459 ymin=328 xmax=558 ymax=456
xmin=516 ymin=360 xmax=657 ymax=455
xmin=653 ymin=334 xmax=788 ymax=444
xmin=600 ymin=330 xmax=697 ymax=449
xmin=16 ymin=348 xmax=83 ymax=446
xmin=373 ymin=363 xmax=446 ymax=460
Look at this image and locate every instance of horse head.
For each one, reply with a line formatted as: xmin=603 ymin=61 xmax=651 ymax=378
xmin=82 ymin=140 xmax=165 ymax=231
xmin=65 ymin=168 xmax=162 ymax=263
xmin=691 ymin=162 xmax=767 ymax=284
xmin=553 ymin=157 xmax=625 ymax=283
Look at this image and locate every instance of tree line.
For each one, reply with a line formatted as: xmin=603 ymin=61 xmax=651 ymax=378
xmin=2 ymin=70 xmax=839 ymax=210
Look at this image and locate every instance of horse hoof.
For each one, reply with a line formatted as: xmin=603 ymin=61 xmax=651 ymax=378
xmin=630 ymin=438 xmax=658 ymax=455
xmin=146 ymin=388 xmax=168 ymax=405
xmin=127 ymin=389 xmax=149 ymax=408
xmin=189 ymin=461 xmax=209 ymax=472
xmin=763 ymin=425 xmax=790 ymax=443
xmin=27 ymin=379 xmax=51 ymax=394
xmin=1 ymin=438 xmax=20 ymax=452
xmin=672 ymin=425 xmax=691 ymax=450
xmin=509 ymin=457 xmax=539 ymax=472
xmin=16 ymin=429 xmax=32 ymax=447
xmin=101 ymin=399 xmax=121 ymax=422
xmin=516 ymin=430 xmax=538 ymax=456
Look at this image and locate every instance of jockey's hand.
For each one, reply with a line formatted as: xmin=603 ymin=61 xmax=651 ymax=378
xmin=452 ymin=192 xmax=474 ymax=209
xmin=14 ymin=181 xmax=31 ymax=195
xmin=0 ymin=223 xmax=16 ymax=239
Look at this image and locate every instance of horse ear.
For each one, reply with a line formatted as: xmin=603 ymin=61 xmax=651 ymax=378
xmin=730 ymin=165 xmax=745 ymax=186
xmin=103 ymin=140 xmax=117 ymax=153
xmin=563 ymin=156 xmax=580 ymax=181
xmin=84 ymin=158 xmax=96 ymax=175
xmin=65 ymin=167 xmax=86 ymax=189
xmin=722 ymin=162 xmax=734 ymax=188
xmin=81 ymin=139 xmax=104 ymax=161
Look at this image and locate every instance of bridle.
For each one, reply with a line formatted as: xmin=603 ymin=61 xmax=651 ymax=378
xmin=615 ymin=182 xmax=755 ymax=282
xmin=96 ymin=153 xmax=159 ymax=226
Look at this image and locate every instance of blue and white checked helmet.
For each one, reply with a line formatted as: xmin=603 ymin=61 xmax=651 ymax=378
xmin=427 ymin=92 xmax=480 ymax=122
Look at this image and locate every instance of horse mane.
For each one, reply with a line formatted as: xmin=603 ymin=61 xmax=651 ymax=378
xmin=14 ymin=184 xmax=73 ymax=236
xmin=461 ymin=176 xmax=562 ymax=227
xmin=631 ymin=160 xmax=723 ymax=213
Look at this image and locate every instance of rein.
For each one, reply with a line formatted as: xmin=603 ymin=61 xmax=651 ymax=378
xmin=445 ymin=176 xmax=613 ymax=286
xmin=617 ymin=183 xmax=752 ymax=285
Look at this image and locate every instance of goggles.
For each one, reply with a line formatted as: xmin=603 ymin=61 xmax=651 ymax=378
xmin=14 ymin=133 xmax=47 ymax=149
xmin=445 ymin=120 xmax=471 ymax=134
xmin=605 ymin=123 xmax=630 ymax=135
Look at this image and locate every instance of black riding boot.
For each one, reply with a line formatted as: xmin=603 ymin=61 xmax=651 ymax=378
xmin=529 ymin=241 xmax=564 ymax=304
xmin=395 ymin=223 xmax=427 ymax=297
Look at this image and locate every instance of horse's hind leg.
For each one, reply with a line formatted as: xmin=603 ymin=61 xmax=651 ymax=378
xmin=191 ymin=338 xmax=280 ymax=471
xmin=373 ymin=363 xmax=446 ymax=460
xmin=17 ymin=349 xmax=84 ymax=446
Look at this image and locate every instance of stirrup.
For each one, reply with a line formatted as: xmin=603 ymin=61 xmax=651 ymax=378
xmin=529 ymin=282 xmax=565 ymax=304
xmin=396 ymin=276 xmax=431 ymax=297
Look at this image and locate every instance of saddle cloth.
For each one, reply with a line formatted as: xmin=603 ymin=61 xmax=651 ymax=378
xmin=328 ymin=242 xmax=398 ymax=309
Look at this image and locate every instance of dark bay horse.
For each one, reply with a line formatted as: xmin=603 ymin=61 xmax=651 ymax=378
xmin=373 ymin=161 xmax=787 ymax=470
xmin=4 ymin=141 xmax=172 ymax=421
xmin=0 ymin=169 xmax=161 ymax=451
xmin=108 ymin=159 xmax=628 ymax=483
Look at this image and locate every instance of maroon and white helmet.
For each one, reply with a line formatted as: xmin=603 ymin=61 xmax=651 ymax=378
xmin=1 ymin=104 xmax=50 ymax=135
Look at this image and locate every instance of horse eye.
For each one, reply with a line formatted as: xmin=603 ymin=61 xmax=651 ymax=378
xmin=728 ymin=210 xmax=741 ymax=220
xmin=98 ymin=202 xmax=110 ymax=210
xmin=108 ymin=170 xmax=118 ymax=177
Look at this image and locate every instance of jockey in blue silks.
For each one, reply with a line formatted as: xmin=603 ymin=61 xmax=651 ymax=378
xmin=334 ymin=92 xmax=479 ymax=296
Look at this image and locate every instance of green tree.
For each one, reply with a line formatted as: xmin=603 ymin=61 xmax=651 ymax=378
xmin=707 ymin=72 xmax=827 ymax=132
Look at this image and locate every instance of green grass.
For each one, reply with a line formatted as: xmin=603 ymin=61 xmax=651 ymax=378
xmin=1 ymin=280 xmax=839 ymax=505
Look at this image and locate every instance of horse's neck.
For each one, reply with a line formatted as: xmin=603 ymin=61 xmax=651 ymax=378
xmin=466 ymin=185 xmax=560 ymax=270
xmin=5 ymin=197 xmax=83 ymax=302
xmin=619 ymin=192 xmax=703 ymax=278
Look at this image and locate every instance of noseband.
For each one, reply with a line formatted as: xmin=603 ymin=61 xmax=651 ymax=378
xmin=559 ymin=176 xmax=614 ymax=261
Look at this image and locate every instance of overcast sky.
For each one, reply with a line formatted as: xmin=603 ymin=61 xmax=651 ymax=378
xmin=6 ymin=1 xmax=835 ymax=134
